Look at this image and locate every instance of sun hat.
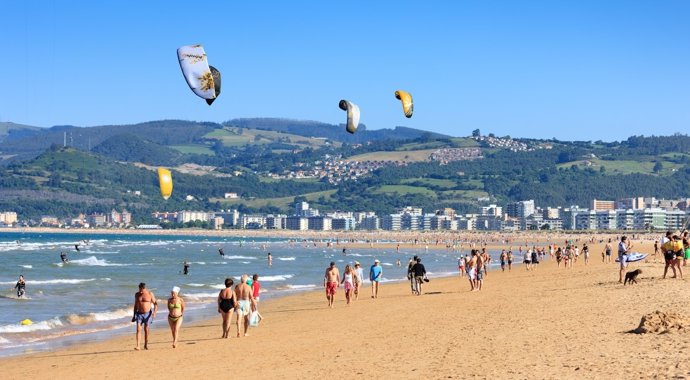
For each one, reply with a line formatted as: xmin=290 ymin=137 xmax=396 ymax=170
xmin=374 ymin=259 xmax=380 ymax=263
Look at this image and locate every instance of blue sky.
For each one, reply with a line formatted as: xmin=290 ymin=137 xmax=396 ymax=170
xmin=1 ymin=1 xmax=689 ymax=141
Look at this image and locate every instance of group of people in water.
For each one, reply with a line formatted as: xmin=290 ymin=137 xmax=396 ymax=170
xmin=130 ymin=273 xmax=262 ymax=350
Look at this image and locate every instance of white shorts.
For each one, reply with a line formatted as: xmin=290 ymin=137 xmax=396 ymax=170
xmin=619 ymin=257 xmax=628 ymax=269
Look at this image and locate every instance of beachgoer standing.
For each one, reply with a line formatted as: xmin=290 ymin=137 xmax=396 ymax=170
xmin=341 ymin=265 xmax=355 ymax=305
xmin=370 ymin=259 xmax=383 ymax=299
xmin=476 ymin=252 xmax=484 ymax=290
xmin=267 ymin=253 xmax=273 ymax=267
xmin=617 ymin=236 xmax=632 ymax=283
xmin=524 ymin=249 xmax=531 ymax=271
xmin=132 ymin=282 xmax=158 ymax=351
xmin=14 ymin=275 xmax=26 ymax=298
xmin=531 ymin=246 xmax=539 ymax=270
xmin=167 ymin=286 xmax=185 ymax=348
xmin=217 ymin=278 xmax=236 ymax=339
xmin=182 ymin=261 xmax=190 ymax=275
xmin=235 ymin=275 xmax=256 ymax=336
xmin=507 ymin=250 xmax=513 ymax=271
xmin=661 ymin=231 xmax=677 ymax=279
xmin=583 ymin=243 xmax=590 ymax=265
xmin=458 ymin=256 xmax=465 ymax=277
xmin=353 ymin=262 xmax=364 ymax=301
xmin=604 ymin=239 xmax=612 ymax=264
xmin=324 ymin=262 xmax=340 ymax=308
xmin=500 ymin=250 xmax=507 ymax=272
xmin=467 ymin=251 xmax=477 ymax=291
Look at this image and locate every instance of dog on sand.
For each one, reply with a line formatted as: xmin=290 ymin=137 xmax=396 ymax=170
xmin=624 ymin=269 xmax=642 ymax=285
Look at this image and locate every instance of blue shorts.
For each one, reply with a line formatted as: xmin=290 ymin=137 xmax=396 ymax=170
xmin=134 ymin=310 xmax=153 ymax=326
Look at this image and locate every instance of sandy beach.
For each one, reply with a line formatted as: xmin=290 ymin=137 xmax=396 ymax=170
xmin=3 ymin=238 xmax=690 ymax=379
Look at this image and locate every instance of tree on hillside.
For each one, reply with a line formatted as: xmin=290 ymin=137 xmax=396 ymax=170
xmin=653 ymin=161 xmax=663 ymax=173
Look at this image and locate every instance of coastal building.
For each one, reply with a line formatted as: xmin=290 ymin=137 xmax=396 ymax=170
xmin=591 ymin=199 xmax=616 ymax=211
xmin=215 ymin=210 xmax=239 ymax=227
xmin=286 ymin=216 xmax=308 ymax=230
xmin=308 ymin=216 xmax=332 ymax=231
xmin=616 ymin=197 xmax=645 ymax=210
xmin=151 ymin=211 xmax=178 ymax=223
xmin=381 ymin=214 xmax=402 ymax=231
xmin=481 ymin=204 xmax=502 ymax=218
xmin=211 ymin=216 xmax=224 ymax=230
xmin=331 ymin=217 xmax=355 ymax=230
xmin=506 ymin=200 xmax=535 ymax=218
xmin=359 ymin=216 xmax=380 ymax=230
xmin=240 ymin=214 xmax=266 ymax=229
xmin=266 ymin=214 xmax=287 ymax=229
xmin=0 ymin=211 xmax=18 ymax=225
xmin=224 ymin=192 xmax=239 ymax=199
xmin=177 ymin=211 xmax=211 ymax=224
xmin=86 ymin=213 xmax=107 ymax=227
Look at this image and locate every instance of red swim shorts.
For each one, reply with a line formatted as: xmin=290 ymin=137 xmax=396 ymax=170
xmin=326 ymin=281 xmax=337 ymax=296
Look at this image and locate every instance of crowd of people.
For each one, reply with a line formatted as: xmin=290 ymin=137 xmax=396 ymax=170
xmin=129 ymin=272 xmax=262 ymax=350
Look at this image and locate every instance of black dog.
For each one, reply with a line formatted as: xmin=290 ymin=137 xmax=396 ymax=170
xmin=624 ymin=269 xmax=642 ymax=285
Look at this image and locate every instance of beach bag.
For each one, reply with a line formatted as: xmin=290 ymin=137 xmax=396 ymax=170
xmin=249 ymin=311 xmax=262 ymax=327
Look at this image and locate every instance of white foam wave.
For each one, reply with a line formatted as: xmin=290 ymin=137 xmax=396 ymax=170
xmin=69 ymin=256 xmax=126 ymax=267
xmin=260 ymin=274 xmax=294 ymax=282
xmin=0 ymin=278 xmax=97 ymax=285
xmin=184 ymin=292 xmax=218 ymax=300
xmin=91 ymin=309 xmax=131 ymax=322
xmin=20 ymin=265 xmax=32 ymax=269
xmin=223 ymin=255 xmax=256 ymax=260
xmin=0 ymin=317 xmax=63 ymax=333
xmin=187 ymin=283 xmax=206 ymax=287
xmin=286 ymin=284 xmax=317 ymax=289
xmin=277 ymin=257 xmax=296 ymax=261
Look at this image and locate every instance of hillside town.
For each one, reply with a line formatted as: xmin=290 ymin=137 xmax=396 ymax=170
xmin=3 ymin=196 xmax=688 ymax=232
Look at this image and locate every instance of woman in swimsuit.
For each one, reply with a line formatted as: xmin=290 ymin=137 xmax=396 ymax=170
xmin=167 ymin=286 xmax=185 ymax=348
xmin=341 ymin=265 xmax=354 ymax=305
xmin=217 ymin=278 xmax=236 ymax=339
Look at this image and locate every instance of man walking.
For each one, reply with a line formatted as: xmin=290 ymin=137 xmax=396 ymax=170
xmin=324 ymin=262 xmax=340 ymax=308
xmin=411 ymin=257 xmax=426 ymax=295
xmin=370 ymin=259 xmax=383 ymax=299
xmin=132 ymin=282 xmax=158 ymax=350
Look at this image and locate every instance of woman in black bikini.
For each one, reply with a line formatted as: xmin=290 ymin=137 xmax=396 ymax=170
xmin=217 ymin=278 xmax=236 ymax=339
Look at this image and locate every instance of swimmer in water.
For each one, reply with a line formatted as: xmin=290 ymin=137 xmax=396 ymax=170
xmin=267 ymin=252 xmax=273 ymax=267
xmin=60 ymin=251 xmax=68 ymax=263
xmin=74 ymin=244 xmax=80 ymax=252
xmin=14 ymin=275 xmax=26 ymax=298
xmin=182 ymin=261 xmax=190 ymax=275
xmin=218 ymin=248 xmax=225 ymax=257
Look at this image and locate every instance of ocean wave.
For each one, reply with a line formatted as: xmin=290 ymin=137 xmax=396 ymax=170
xmin=0 ymin=317 xmax=63 ymax=333
xmin=277 ymin=257 xmax=296 ymax=261
xmin=187 ymin=283 xmax=206 ymax=287
xmin=286 ymin=284 xmax=317 ymax=289
xmin=260 ymin=274 xmax=294 ymax=282
xmin=0 ymin=278 xmax=97 ymax=286
xmin=19 ymin=265 xmax=32 ymax=269
xmin=68 ymin=256 xmax=126 ymax=267
xmin=223 ymin=255 xmax=256 ymax=260
xmin=184 ymin=292 xmax=218 ymax=300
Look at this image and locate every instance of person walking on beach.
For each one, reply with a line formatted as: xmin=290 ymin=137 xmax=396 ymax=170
xmin=583 ymin=243 xmax=590 ymax=265
xmin=458 ymin=256 xmax=465 ymax=277
xmin=132 ymin=282 xmax=158 ymax=350
xmin=523 ymin=249 xmax=531 ymax=271
xmin=353 ymin=262 xmax=364 ymax=301
xmin=507 ymin=250 xmax=513 ymax=271
xmin=252 ymin=274 xmax=261 ymax=308
xmin=14 ymin=275 xmax=26 ymax=298
xmin=476 ymin=252 xmax=484 ymax=291
xmin=481 ymin=249 xmax=490 ymax=277
xmin=500 ymin=250 xmax=507 ymax=272
xmin=370 ymin=259 xmax=383 ymax=299
xmin=407 ymin=256 xmax=418 ymax=294
xmin=411 ymin=258 xmax=427 ymax=295
xmin=467 ymin=251 xmax=477 ymax=291
xmin=324 ymin=262 xmax=340 ymax=308
xmin=618 ymin=236 xmax=633 ymax=283
xmin=235 ymin=275 xmax=256 ymax=336
xmin=217 ymin=278 xmax=237 ymax=339
xmin=341 ymin=265 xmax=355 ymax=305
xmin=531 ymin=246 xmax=539 ymax=270
xmin=167 ymin=286 xmax=185 ymax=348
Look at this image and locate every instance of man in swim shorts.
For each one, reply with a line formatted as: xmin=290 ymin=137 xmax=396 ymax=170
xmin=132 ymin=282 xmax=158 ymax=350
xmin=618 ymin=236 xmax=632 ymax=283
xmin=324 ymin=262 xmax=340 ymax=308
xmin=235 ymin=275 xmax=256 ymax=336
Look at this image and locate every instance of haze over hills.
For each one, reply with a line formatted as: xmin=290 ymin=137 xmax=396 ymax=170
xmin=0 ymin=118 xmax=689 ymax=223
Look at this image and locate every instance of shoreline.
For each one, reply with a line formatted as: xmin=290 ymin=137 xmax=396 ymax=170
xmin=4 ymin=239 xmax=690 ymax=378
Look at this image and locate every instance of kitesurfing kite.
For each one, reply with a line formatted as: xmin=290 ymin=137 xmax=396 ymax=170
xmin=177 ymin=45 xmax=221 ymax=105
xmin=158 ymin=168 xmax=173 ymax=200
xmin=394 ymin=90 xmax=413 ymax=118
xmin=339 ymin=100 xmax=360 ymax=134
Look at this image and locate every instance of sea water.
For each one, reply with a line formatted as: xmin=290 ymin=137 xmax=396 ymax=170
xmin=0 ymin=232 xmax=501 ymax=357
